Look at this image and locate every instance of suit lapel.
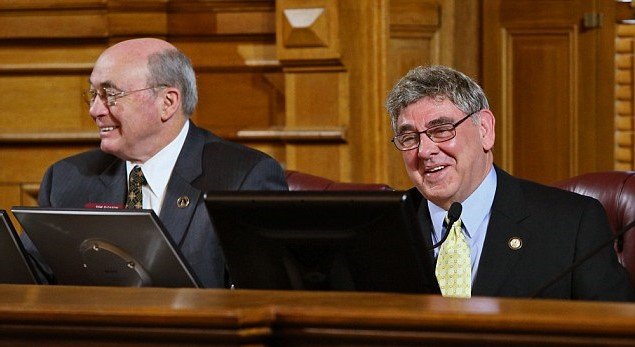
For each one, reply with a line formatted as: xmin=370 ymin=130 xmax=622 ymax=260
xmin=472 ymin=167 xmax=531 ymax=296
xmin=408 ymin=188 xmax=439 ymax=274
xmin=91 ymin=158 xmax=127 ymax=205
xmin=159 ymin=123 xmax=205 ymax=246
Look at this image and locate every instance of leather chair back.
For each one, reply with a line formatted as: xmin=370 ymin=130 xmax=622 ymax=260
xmin=554 ymin=171 xmax=635 ymax=286
xmin=285 ymin=170 xmax=392 ymax=191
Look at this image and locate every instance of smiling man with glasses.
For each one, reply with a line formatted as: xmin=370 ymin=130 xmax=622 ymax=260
xmin=385 ymin=65 xmax=634 ymax=301
xmin=30 ymin=38 xmax=288 ymax=288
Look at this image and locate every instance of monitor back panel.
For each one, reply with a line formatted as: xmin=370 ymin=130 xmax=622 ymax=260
xmin=12 ymin=208 xmax=199 ymax=288
xmin=0 ymin=210 xmax=38 ymax=284
xmin=205 ymin=191 xmax=439 ymax=294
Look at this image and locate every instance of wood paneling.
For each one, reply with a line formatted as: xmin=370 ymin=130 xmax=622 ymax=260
xmin=0 ymin=144 xmax=96 ymax=183
xmin=0 ymin=285 xmax=634 ymax=346
xmin=483 ymin=0 xmax=616 ymax=184
xmin=616 ymin=22 xmax=635 ymax=170
xmin=0 ymin=0 xmax=626 ymax=208
xmin=508 ymin=31 xmax=575 ymax=183
xmin=0 ymin=0 xmax=486 ymax=206
xmin=1 ymin=76 xmax=91 ymax=132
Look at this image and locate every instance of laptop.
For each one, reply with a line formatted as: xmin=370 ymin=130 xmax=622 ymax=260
xmin=11 ymin=207 xmax=200 ymax=288
xmin=204 ymin=190 xmax=440 ymax=294
xmin=0 ymin=210 xmax=39 ymax=284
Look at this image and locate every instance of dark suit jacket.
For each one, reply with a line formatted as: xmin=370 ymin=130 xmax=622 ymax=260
xmin=411 ymin=166 xmax=635 ymax=301
xmin=36 ymin=122 xmax=288 ymax=288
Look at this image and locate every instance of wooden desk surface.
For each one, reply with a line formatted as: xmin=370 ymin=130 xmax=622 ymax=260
xmin=0 ymin=284 xmax=634 ymax=346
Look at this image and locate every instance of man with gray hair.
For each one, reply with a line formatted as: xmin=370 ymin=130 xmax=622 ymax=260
xmin=35 ymin=38 xmax=288 ymax=287
xmin=386 ymin=65 xmax=633 ymax=301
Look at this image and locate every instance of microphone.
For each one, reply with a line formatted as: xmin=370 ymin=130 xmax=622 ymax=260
xmin=530 ymin=219 xmax=635 ymax=298
xmin=428 ymin=202 xmax=462 ymax=250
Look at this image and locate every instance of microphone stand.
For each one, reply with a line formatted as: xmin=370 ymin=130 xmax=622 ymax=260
xmin=427 ymin=202 xmax=462 ymax=251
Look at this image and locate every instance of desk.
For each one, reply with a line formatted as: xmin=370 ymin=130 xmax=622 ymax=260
xmin=0 ymin=285 xmax=633 ymax=346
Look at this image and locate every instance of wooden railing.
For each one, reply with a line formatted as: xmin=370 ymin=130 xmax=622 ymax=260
xmin=0 ymin=284 xmax=633 ymax=346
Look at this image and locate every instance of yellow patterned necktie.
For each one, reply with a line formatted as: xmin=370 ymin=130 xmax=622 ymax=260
xmin=435 ymin=218 xmax=471 ymax=298
xmin=125 ymin=165 xmax=146 ymax=209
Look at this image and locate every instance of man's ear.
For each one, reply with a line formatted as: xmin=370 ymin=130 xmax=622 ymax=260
xmin=479 ymin=109 xmax=496 ymax=151
xmin=160 ymin=87 xmax=181 ymax=122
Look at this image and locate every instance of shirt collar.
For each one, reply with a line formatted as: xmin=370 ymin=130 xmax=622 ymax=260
xmin=429 ymin=165 xmax=497 ymax=239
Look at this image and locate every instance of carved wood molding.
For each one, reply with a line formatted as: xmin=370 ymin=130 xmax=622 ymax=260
xmin=389 ymin=0 xmax=440 ymax=38
xmin=276 ymin=0 xmax=341 ymax=65
xmin=0 ymin=132 xmax=99 ymax=144
xmin=0 ymin=0 xmax=275 ymax=39
xmin=0 ymin=63 xmax=95 ymax=73
xmin=0 ymin=1 xmax=104 ymax=11
xmin=21 ymin=183 xmax=40 ymax=202
xmin=0 ymin=128 xmax=347 ymax=144
xmin=236 ymin=126 xmax=346 ymax=142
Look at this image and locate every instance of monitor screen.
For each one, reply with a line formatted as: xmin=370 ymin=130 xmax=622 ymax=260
xmin=205 ymin=191 xmax=440 ymax=294
xmin=0 ymin=210 xmax=38 ymax=284
xmin=12 ymin=207 xmax=200 ymax=288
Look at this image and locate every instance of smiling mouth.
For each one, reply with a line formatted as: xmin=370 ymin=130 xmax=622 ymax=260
xmin=426 ymin=165 xmax=446 ymax=174
xmin=100 ymin=126 xmax=118 ymax=133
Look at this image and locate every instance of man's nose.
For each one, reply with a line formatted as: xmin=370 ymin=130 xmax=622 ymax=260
xmin=89 ymin=96 xmax=109 ymax=119
xmin=417 ymin=133 xmax=439 ymax=158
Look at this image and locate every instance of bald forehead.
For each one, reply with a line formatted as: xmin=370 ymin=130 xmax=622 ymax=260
xmin=100 ymin=38 xmax=174 ymax=62
xmin=91 ymin=38 xmax=174 ymax=87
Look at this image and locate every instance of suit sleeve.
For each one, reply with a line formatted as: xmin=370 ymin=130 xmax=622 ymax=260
xmin=573 ymin=198 xmax=635 ymax=301
xmin=238 ymin=156 xmax=288 ymax=191
xmin=22 ymin=164 xmax=55 ymax=282
xmin=38 ymin=165 xmax=54 ymax=207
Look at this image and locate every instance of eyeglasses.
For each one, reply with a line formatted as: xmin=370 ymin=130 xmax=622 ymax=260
xmin=391 ymin=112 xmax=477 ymax=151
xmin=83 ymin=85 xmax=166 ymax=107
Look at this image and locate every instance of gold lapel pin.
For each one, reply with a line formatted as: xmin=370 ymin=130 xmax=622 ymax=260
xmin=508 ymin=237 xmax=523 ymax=250
xmin=177 ymin=196 xmax=190 ymax=208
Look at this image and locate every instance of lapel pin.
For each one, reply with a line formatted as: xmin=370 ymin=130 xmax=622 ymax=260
xmin=177 ymin=196 xmax=190 ymax=208
xmin=508 ymin=237 xmax=523 ymax=250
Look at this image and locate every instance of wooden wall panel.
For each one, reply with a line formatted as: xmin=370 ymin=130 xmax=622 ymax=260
xmin=194 ymin=72 xmax=282 ymax=135
xmin=483 ymin=0 xmax=616 ymax=184
xmin=616 ymin=23 xmax=635 ymax=171
xmin=507 ymin=31 xmax=575 ymax=183
xmin=0 ymin=145 xmax=96 ymax=183
xmin=274 ymin=0 xmax=348 ymax=180
xmin=0 ymin=0 xmax=485 ymax=210
xmin=0 ymin=185 xmax=20 ymax=211
xmin=338 ymin=1 xmax=387 ymax=185
xmin=284 ymin=69 xmax=349 ymax=179
xmin=1 ymin=0 xmax=623 ymax=206
xmin=1 ymin=76 xmax=91 ymax=132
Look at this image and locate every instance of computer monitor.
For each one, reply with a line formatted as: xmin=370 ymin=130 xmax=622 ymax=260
xmin=0 ymin=210 xmax=39 ymax=284
xmin=205 ymin=191 xmax=440 ymax=294
xmin=12 ymin=207 xmax=200 ymax=288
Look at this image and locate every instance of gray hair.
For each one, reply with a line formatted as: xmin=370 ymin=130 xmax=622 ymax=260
xmin=385 ymin=65 xmax=489 ymax=132
xmin=147 ymin=48 xmax=198 ymax=117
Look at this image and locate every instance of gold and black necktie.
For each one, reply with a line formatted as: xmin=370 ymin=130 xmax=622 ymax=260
xmin=125 ymin=165 xmax=146 ymax=209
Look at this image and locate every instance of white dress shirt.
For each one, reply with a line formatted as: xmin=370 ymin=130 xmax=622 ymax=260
xmin=126 ymin=121 xmax=190 ymax=216
xmin=429 ymin=166 xmax=497 ymax=284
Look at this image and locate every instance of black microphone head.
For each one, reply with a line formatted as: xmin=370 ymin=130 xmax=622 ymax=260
xmin=427 ymin=201 xmax=463 ymax=251
xmin=448 ymin=202 xmax=462 ymax=222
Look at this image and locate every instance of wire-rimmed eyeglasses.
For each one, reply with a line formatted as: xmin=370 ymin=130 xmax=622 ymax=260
xmin=83 ymin=85 xmax=167 ymax=107
xmin=391 ymin=111 xmax=477 ymax=151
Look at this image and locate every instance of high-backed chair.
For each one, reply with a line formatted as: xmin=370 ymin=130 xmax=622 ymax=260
xmin=553 ymin=171 xmax=635 ymax=287
xmin=284 ymin=170 xmax=392 ymax=191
